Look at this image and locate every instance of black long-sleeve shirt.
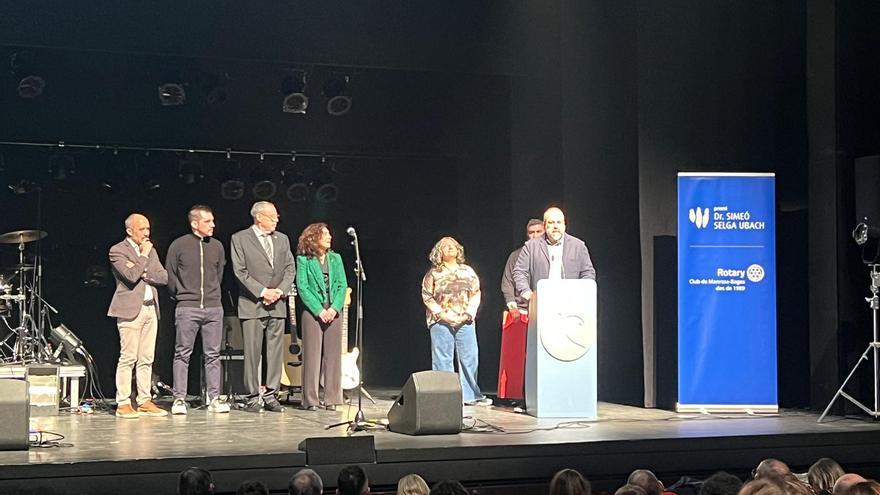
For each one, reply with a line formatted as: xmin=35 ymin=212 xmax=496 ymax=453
xmin=166 ymin=233 xmax=226 ymax=308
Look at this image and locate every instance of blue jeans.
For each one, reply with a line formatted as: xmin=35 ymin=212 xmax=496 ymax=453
xmin=430 ymin=321 xmax=483 ymax=402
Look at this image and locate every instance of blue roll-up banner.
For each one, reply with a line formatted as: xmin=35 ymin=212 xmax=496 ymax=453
xmin=677 ymin=173 xmax=777 ymax=413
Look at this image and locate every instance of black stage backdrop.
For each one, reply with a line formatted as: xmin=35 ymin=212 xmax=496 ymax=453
xmin=2 ymin=1 xmax=879 ymax=411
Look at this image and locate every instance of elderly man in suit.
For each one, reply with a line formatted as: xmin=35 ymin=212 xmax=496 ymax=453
xmin=231 ymin=201 xmax=295 ymax=412
xmin=108 ymin=213 xmax=169 ymax=418
xmin=513 ymin=207 xmax=596 ymax=303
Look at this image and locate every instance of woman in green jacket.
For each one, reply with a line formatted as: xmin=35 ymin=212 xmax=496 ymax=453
xmin=296 ymin=222 xmax=348 ymax=411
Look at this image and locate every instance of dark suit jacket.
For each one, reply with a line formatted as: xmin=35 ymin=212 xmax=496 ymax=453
xmin=513 ymin=233 xmax=596 ymax=297
xmin=295 ymin=252 xmax=348 ymax=316
xmin=230 ymin=227 xmax=295 ymax=319
xmin=107 ymin=239 xmax=168 ymax=320
xmin=501 ymin=246 xmax=526 ymax=310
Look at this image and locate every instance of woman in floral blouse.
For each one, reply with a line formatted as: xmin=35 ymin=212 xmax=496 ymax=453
xmin=421 ymin=236 xmax=490 ymax=405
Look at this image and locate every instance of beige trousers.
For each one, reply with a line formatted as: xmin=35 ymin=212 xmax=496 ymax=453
xmin=115 ymin=304 xmax=157 ymax=406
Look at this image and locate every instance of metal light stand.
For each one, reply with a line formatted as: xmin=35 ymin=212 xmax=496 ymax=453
xmin=818 ymin=263 xmax=880 ymax=422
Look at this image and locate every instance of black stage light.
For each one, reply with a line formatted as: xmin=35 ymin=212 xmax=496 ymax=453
xmin=178 ymin=159 xmax=205 ymax=185
xmin=18 ymin=75 xmax=45 ymax=99
xmin=158 ymin=83 xmax=187 ymax=106
xmin=315 ymin=183 xmax=339 ymax=203
xmin=854 ymin=220 xmax=880 ymax=265
xmin=281 ymin=70 xmax=309 ymax=114
xmin=322 ymin=75 xmax=351 ymax=116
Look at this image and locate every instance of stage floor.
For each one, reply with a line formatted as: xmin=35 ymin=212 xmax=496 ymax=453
xmin=2 ymin=391 xmax=880 ymax=494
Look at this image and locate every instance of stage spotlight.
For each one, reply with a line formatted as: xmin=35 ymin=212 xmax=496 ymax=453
xmin=17 ymin=75 xmax=45 ymax=99
xmin=322 ymin=75 xmax=351 ymax=116
xmin=178 ymin=159 xmax=204 ymax=185
xmin=8 ymin=179 xmax=38 ymax=195
xmin=83 ymin=265 xmax=110 ymax=288
xmin=251 ymin=162 xmax=277 ymax=200
xmin=315 ymin=183 xmax=339 ymax=203
xmin=158 ymin=83 xmax=187 ymax=106
xmin=219 ymin=159 xmax=245 ymax=200
xmin=48 ymin=154 xmax=76 ymax=181
xmin=281 ymin=70 xmax=309 ymax=114
xmin=854 ymin=220 xmax=880 ymax=265
xmin=286 ymin=182 xmax=309 ymax=202
xmin=49 ymin=324 xmax=86 ymax=364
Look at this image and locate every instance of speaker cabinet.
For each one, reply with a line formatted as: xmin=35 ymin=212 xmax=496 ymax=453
xmin=0 ymin=379 xmax=30 ymax=450
xmin=387 ymin=371 xmax=462 ymax=435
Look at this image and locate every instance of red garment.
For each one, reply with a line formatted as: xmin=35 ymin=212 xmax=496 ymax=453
xmin=497 ymin=310 xmax=529 ymax=400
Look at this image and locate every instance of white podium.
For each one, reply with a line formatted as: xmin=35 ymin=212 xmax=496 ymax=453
xmin=525 ymin=279 xmax=597 ymax=418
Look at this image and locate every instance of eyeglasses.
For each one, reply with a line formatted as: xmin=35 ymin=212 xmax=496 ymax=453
xmin=260 ymin=213 xmax=280 ymax=222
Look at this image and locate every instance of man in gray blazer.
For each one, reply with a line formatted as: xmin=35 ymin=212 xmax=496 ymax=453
xmin=513 ymin=207 xmax=596 ymax=303
xmin=231 ymin=201 xmax=295 ymax=411
xmin=108 ymin=213 xmax=169 ymax=418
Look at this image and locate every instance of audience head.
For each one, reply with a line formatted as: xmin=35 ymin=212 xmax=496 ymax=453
xmin=178 ymin=467 xmax=214 ymax=495
xmin=754 ymin=459 xmax=791 ymax=480
xmin=290 ymin=468 xmax=324 ymax=495
xmin=616 ymin=484 xmax=649 ymax=495
xmin=549 ymin=468 xmax=591 ymax=495
xmin=700 ymin=471 xmax=743 ymax=495
xmin=430 ymin=480 xmax=468 ymax=495
xmin=237 ymin=480 xmax=269 ymax=495
xmin=808 ymin=459 xmax=845 ymax=495
xmin=833 ymin=475 xmax=868 ymax=495
xmin=628 ymin=470 xmax=663 ymax=495
xmin=337 ymin=465 xmax=369 ymax=495
xmin=397 ymin=474 xmax=430 ymax=495
xmin=848 ymin=481 xmax=880 ymax=495
xmin=781 ymin=474 xmax=813 ymax=495
xmin=739 ymin=478 xmax=786 ymax=495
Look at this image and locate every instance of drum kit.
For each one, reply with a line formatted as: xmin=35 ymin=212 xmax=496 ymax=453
xmin=0 ymin=228 xmax=58 ymax=364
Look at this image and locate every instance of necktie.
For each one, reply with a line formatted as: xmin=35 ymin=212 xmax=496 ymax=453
xmin=262 ymin=234 xmax=274 ymax=266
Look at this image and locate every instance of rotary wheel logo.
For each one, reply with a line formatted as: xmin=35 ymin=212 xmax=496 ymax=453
xmin=746 ymin=264 xmax=765 ymax=283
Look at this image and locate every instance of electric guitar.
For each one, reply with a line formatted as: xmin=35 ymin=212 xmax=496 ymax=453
xmin=340 ymin=288 xmax=360 ymax=390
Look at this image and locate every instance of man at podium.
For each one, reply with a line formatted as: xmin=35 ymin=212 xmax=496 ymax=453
xmin=513 ymin=207 xmax=596 ymax=300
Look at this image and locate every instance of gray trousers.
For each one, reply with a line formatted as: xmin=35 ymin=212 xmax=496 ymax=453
xmin=301 ymin=310 xmax=343 ymax=408
xmin=242 ymin=317 xmax=285 ymax=399
xmin=172 ymin=306 xmax=223 ymax=400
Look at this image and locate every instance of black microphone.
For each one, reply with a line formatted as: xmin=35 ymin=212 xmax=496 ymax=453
xmin=346 ymin=227 xmax=356 ymax=237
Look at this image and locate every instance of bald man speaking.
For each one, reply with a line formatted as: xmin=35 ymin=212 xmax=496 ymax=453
xmin=513 ymin=207 xmax=596 ymax=302
xmin=108 ymin=213 xmax=169 ymax=418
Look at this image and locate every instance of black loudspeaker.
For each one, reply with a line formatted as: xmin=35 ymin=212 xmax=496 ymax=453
xmin=0 ymin=379 xmax=30 ymax=450
xmin=387 ymin=371 xmax=462 ymax=435
xmin=855 ymin=155 xmax=880 ymax=225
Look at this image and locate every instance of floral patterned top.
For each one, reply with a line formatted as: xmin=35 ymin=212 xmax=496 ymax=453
xmin=421 ymin=263 xmax=481 ymax=327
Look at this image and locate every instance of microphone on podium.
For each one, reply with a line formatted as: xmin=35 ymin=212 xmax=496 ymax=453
xmin=346 ymin=227 xmax=357 ymax=237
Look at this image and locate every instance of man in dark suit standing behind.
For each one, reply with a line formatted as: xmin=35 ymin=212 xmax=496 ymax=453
xmin=513 ymin=206 xmax=596 ymax=303
xmin=108 ymin=213 xmax=169 ymax=418
xmin=231 ymin=201 xmax=295 ymax=412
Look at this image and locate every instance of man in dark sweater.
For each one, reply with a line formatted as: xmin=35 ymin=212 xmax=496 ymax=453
xmin=166 ymin=205 xmax=228 ymax=414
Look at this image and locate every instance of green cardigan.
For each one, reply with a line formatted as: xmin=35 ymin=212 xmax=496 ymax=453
xmin=295 ymin=252 xmax=348 ymax=316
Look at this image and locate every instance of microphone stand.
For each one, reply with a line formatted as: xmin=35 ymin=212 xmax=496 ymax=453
xmin=326 ymin=229 xmax=381 ymax=435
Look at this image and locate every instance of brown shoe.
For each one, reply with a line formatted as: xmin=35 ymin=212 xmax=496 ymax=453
xmin=115 ymin=403 xmax=139 ymax=419
xmin=137 ymin=400 xmax=168 ymax=417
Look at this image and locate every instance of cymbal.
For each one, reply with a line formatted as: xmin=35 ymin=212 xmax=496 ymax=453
xmin=0 ymin=230 xmax=47 ymax=244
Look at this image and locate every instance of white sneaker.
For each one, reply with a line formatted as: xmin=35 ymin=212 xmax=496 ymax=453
xmin=208 ymin=397 xmax=230 ymax=414
xmin=171 ymin=398 xmax=188 ymax=415
xmin=464 ymin=397 xmax=493 ymax=406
